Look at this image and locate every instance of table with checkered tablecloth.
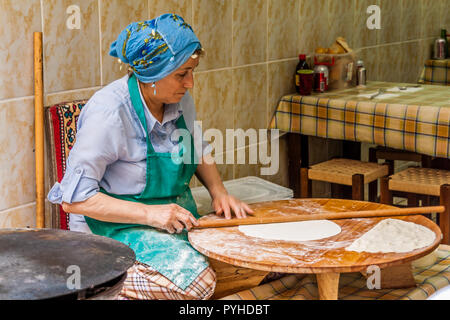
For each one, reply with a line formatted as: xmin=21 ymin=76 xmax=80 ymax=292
xmin=419 ymin=59 xmax=450 ymax=86
xmin=269 ymin=81 xmax=450 ymax=196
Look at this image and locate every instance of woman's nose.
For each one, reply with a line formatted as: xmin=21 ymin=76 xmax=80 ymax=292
xmin=183 ymin=73 xmax=194 ymax=88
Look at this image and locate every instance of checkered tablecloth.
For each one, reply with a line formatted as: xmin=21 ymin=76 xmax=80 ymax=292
xmin=220 ymin=245 xmax=450 ymax=300
xmin=269 ymin=81 xmax=450 ymax=158
xmin=419 ymin=59 xmax=450 ymax=86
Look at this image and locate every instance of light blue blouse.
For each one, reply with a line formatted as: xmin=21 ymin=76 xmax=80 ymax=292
xmin=48 ymin=75 xmax=211 ymax=209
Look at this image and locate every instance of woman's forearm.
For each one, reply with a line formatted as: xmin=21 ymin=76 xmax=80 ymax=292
xmin=195 ymin=154 xmax=227 ymax=198
xmin=62 ymin=192 xmax=199 ymax=233
xmin=62 ymin=192 xmax=148 ymax=225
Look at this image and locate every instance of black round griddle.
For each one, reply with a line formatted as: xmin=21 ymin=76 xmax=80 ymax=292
xmin=0 ymin=228 xmax=135 ymax=300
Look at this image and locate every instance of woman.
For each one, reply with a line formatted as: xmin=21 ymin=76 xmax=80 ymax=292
xmin=48 ymin=13 xmax=253 ymax=300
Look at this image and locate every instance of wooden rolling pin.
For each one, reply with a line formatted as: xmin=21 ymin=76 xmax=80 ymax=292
xmin=34 ymin=32 xmax=45 ymax=229
xmin=195 ymin=205 xmax=445 ymax=229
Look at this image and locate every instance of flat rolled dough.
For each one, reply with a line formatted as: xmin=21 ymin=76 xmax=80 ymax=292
xmin=346 ymin=218 xmax=436 ymax=253
xmin=238 ymin=220 xmax=341 ymax=242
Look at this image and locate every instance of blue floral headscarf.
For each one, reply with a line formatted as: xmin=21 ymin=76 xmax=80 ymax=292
xmin=109 ymin=13 xmax=202 ymax=83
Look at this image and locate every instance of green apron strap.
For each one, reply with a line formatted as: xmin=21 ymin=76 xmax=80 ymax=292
xmin=128 ymin=75 xmax=156 ymax=154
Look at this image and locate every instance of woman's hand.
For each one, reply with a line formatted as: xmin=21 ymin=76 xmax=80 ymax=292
xmin=144 ymin=203 xmax=199 ymax=234
xmin=194 ymin=153 xmax=254 ymax=219
xmin=212 ymin=193 xmax=255 ymax=219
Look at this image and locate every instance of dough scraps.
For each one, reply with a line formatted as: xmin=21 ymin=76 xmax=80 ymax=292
xmin=238 ymin=220 xmax=341 ymax=242
xmin=346 ymin=218 xmax=436 ymax=253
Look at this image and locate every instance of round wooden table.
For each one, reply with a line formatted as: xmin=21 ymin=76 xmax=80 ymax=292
xmin=188 ymin=199 xmax=442 ymax=300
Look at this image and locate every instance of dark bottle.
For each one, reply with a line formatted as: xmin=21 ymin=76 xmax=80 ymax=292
xmin=295 ymin=54 xmax=310 ymax=93
xmin=441 ymin=29 xmax=448 ymax=58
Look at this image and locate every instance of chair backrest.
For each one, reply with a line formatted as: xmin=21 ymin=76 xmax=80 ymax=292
xmin=44 ymin=100 xmax=88 ymax=230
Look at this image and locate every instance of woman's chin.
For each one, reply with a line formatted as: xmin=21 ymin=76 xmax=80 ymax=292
xmin=168 ymin=94 xmax=185 ymax=103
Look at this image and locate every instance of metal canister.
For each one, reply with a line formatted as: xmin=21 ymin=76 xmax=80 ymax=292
xmin=434 ymin=38 xmax=447 ymax=59
xmin=314 ymin=64 xmax=329 ymax=92
xmin=356 ymin=60 xmax=365 ymax=69
xmin=357 ymin=67 xmax=366 ymax=86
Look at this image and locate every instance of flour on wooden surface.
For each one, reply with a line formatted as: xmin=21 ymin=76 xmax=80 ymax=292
xmin=346 ymin=218 xmax=436 ymax=253
xmin=238 ymin=220 xmax=342 ymax=242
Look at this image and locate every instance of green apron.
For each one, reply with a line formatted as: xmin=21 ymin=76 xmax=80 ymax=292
xmin=85 ymin=74 xmax=209 ymax=290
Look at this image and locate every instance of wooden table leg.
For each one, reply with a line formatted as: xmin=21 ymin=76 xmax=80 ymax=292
xmin=368 ymin=147 xmax=378 ymax=202
xmin=341 ymin=141 xmax=362 ymax=199
xmin=288 ymin=133 xmax=308 ymax=198
xmin=316 ymin=272 xmax=340 ymax=300
xmin=440 ymin=184 xmax=450 ymax=245
xmin=431 ymin=157 xmax=450 ymax=170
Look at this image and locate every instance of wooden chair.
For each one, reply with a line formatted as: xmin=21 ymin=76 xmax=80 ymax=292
xmin=380 ymin=167 xmax=450 ymax=244
xmin=368 ymin=146 xmax=432 ymax=203
xmin=300 ymin=158 xmax=389 ymax=201
xmin=44 ymin=100 xmax=88 ymax=229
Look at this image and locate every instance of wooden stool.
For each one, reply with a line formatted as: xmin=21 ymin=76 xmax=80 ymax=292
xmin=368 ymin=147 xmax=432 ymax=202
xmin=300 ymin=158 xmax=389 ymax=200
xmin=380 ymin=167 xmax=450 ymax=244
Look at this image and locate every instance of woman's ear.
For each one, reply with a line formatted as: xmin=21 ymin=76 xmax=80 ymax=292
xmin=139 ymin=81 xmax=153 ymax=93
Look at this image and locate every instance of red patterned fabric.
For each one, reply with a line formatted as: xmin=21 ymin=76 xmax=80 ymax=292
xmin=48 ymin=100 xmax=87 ymax=230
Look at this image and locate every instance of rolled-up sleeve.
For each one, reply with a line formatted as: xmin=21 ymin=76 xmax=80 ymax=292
xmin=47 ymin=99 xmax=125 ymax=204
xmin=48 ymin=175 xmax=100 ymax=204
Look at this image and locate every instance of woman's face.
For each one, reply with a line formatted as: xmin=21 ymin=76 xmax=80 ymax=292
xmin=144 ymin=57 xmax=199 ymax=105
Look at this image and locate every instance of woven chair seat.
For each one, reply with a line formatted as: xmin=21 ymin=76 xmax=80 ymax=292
xmin=389 ymin=167 xmax=450 ymax=197
xmin=308 ymin=158 xmax=388 ymax=186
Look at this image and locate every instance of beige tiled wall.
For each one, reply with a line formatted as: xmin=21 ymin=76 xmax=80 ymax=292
xmin=0 ymin=0 xmax=448 ymax=227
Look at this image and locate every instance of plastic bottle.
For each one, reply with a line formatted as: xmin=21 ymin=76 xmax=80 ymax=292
xmin=295 ymin=54 xmax=310 ymax=93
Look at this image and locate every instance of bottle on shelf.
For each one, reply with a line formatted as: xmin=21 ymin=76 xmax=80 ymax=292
xmin=294 ymin=54 xmax=310 ymax=93
xmin=441 ymin=29 xmax=448 ymax=58
xmin=435 ymin=29 xmax=448 ymax=60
